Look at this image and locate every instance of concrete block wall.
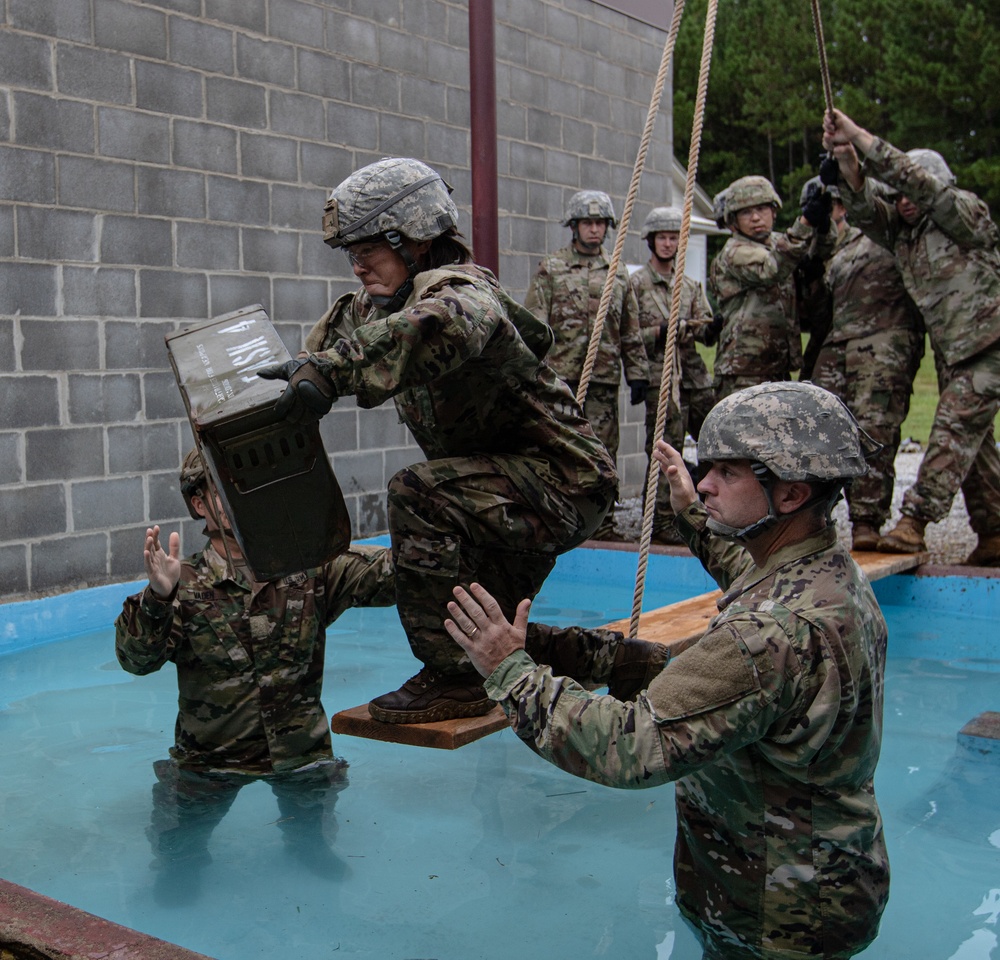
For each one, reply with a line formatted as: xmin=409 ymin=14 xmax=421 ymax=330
xmin=0 ymin=0 xmax=677 ymax=600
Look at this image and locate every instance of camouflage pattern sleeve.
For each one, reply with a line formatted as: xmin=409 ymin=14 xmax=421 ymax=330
xmin=304 ymin=291 xmax=366 ymax=353
xmin=720 ymin=219 xmax=813 ymax=289
xmin=686 ymin=279 xmax=715 ymax=344
xmin=115 ymin=586 xmax=182 ymax=676
xmin=865 ymin=136 xmax=1000 ymax=250
xmin=311 ymin=269 xmax=505 ymax=408
xmin=618 ymin=270 xmax=649 ymax=383
xmin=319 ymin=544 xmax=396 ymax=624
xmin=523 ymin=258 xmax=554 ymax=326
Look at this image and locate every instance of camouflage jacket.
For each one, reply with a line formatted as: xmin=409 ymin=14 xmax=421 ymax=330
xmin=523 ymin=245 xmax=648 ymax=386
xmin=824 ymin=225 xmax=923 ymax=343
xmin=305 ymin=264 xmax=617 ymax=498
xmin=630 ymin=261 xmax=713 ymax=391
xmin=115 ymin=543 xmax=395 ymax=775
xmin=486 ymin=503 xmax=889 ymax=958
xmin=709 ymin=221 xmax=815 ymax=378
xmin=842 ymin=136 xmax=1000 ymax=365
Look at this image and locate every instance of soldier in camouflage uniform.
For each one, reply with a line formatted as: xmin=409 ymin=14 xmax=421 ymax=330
xmin=631 ymin=206 xmax=716 ymax=543
xmin=259 ymin=158 xmax=617 ymax=724
xmin=114 ymin=450 xmax=396 ymax=901
xmin=445 ymin=381 xmax=890 ymax=960
xmin=523 ymin=190 xmax=649 ymax=539
xmin=809 ymin=180 xmax=925 ymax=549
xmin=824 ymin=109 xmax=1000 ymax=564
xmin=710 ymin=176 xmax=832 ymax=399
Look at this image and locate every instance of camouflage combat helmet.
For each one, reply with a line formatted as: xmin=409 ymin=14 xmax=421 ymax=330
xmin=322 ymin=157 xmax=458 ymax=249
xmin=698 ymin=382 xmax=878 ymax=541
xmin=723 ymin=175 xmax=782 ymax=221
xmin=563 ymin=190 xmax=618 ymax=228
xmin=180 ymin=448 xmax=208 ymax=520
xmin=800 ymin=175 xmax=839 ymax=205
xmin=641 ymin=206 xmax=684 ymax=239
xmin=905 ymin=148 xmax=956 ymax=186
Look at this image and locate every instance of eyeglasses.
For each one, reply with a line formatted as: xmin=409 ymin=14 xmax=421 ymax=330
xmin=343 ymin=242 xmax=386 ymax=269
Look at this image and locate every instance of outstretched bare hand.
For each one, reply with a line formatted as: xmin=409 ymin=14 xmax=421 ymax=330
xmin=144 ymin=525 xmax=180 ymax=600
xmin=445 ymin=582 xmax=530 ymax=678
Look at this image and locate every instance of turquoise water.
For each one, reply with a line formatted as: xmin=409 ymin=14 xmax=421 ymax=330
xmin=0 ymin=548 xmax=998 ymax=959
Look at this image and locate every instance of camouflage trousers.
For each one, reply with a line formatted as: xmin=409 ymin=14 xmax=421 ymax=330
xmin=387 ymin=455 xmax=615 ymax=675
xmin=811 ymin=329 xmax=923 ymax=529
xmin=903 ymin=343 xmax=1000 ymax=534
xmin=147 ymin=756 xmax=348 ymax=863
xmin=643 ymin=384 xmax=715 ymax=530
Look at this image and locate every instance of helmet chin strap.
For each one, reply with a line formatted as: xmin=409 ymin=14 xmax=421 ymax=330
xmin=571 ymin=223 xmax=602 ymax=255
xmin=705 ymin=463 xmax=845 ymax=544
xmin=370 ymin=230 xmax=418 ymax=311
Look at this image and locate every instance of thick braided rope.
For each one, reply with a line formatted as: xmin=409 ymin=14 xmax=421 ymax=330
xmin=810 ymin=0 xmax=835 ymax=116
xmin=574 ymin=0 xmax=686 ymax=407
xmin=629 ymin=0 xmax=719 ymax=639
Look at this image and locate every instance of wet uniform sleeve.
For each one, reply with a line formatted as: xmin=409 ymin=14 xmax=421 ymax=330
xmin=319 ymin=544 xmax=396 ymax=625
xmin=114 ymin=587 xmax=180 ymax=676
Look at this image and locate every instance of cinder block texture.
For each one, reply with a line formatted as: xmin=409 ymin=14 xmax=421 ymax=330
xmin=0 ymin=0 xmax=678 ymax=600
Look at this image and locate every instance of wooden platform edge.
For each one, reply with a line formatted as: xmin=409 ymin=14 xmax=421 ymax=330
xmin=330 ymin=550 xmax=930 ymax=746
xmin=600 ymin=548 xmax=930 ymax=649
xmin=330 ymin=703 xmax=509 ymax=750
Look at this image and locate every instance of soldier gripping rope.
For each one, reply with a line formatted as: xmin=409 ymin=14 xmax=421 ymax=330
xmin=807 ymin=176 xmax=925 ymax=550
xmin=444 ymin=381 xmax=890 ymax=960
xmin=114 ymin=450 xmax=395 ymax=903
xmin=823 ymin=109 xmax=1000 ymax=564
xmin=630 ymin=205 xmax=716 ymax=544
xmin=524 ymin=189 xmax=649 ymax=540
xmin=258 ymin=158 xmax=617 ymax=724
xmin=710 ymin=175 xmax=832 ymax=399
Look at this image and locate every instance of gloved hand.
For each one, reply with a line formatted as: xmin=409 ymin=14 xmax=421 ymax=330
xmin=629 ymin=379 xmax=649 ymax=406
xmin=257 ymin=356 xmax=337 ymax=423
xmin=607 ymin=637 xmax=670 ymax=701
xmin=801 ymin=189 xmax=833 ymax=233
xmin=819 ymin=153 xmax=840 ymax=186
xmin=706 ymin=314 xmax=724 ymax=346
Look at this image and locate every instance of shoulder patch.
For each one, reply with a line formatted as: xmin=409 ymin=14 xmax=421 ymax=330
xmin=646 ymin=624 xmax=761 ymax=720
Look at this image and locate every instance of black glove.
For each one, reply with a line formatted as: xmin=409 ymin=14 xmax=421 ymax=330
xmin=819 ymin=153 xmax=840 ymax=186
xmin=257 ymin=357 xmax=336 ymax=423
xmin=801 ymin=189 xmax=833 ymax=233
xmin=706 ymin=314 xmax=724 ymax=346
xmin=628 ymin=379 xmax=649 ymax=406
xmin=607 ymin=637 xmax=670 ymax=701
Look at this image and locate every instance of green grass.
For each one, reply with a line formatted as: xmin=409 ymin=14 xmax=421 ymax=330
xmin=693 ymin=337 xmax=1000 ymax=446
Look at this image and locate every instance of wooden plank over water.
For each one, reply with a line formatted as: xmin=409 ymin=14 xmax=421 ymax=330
xmin=330 ymin=704 xmax=508 ymax=750
xmin=330 ymin=549 xmax=928 ymax=748
xmin=603 ymin=549 xmax=929 ymax=651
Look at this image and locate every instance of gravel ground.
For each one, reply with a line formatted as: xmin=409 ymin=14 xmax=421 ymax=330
xmin=611 ymin=447 xmax=979 ymax=566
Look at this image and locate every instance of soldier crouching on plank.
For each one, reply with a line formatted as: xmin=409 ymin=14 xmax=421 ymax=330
xmin=258 ymin=158 xmax=617 ymax=724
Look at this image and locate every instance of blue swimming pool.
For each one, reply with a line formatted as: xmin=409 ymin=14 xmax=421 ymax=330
xmin=1 ymin=546 xmax=998 ymax=959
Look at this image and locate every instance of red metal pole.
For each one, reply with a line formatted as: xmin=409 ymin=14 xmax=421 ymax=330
xmin=468 ymin=0 xmax=499 ymax=277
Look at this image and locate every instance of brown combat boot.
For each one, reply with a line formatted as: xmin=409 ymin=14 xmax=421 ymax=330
xmin=965 ymin=535 xmax=1000 ymax=567
xmin=851 ymin=524 xmax=881 ymax=551
xmin=368 ymin=667 xmax=494 ymax=724
xmin=877 ymin=516 xmax=927 ymax=554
